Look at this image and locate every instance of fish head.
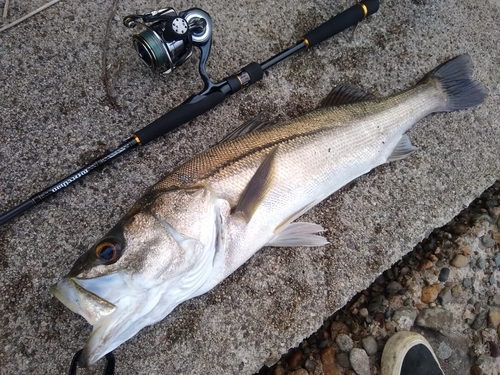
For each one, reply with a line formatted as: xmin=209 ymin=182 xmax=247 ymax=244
xmin=51 ymin=187 xmax=226 ymax=366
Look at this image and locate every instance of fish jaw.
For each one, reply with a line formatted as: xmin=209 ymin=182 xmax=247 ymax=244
xmin=51 ymin=278 xmax=116 ymax=326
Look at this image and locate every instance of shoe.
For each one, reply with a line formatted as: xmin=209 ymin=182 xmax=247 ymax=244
xmin=381 ymin=331 xmax=444 ymax=375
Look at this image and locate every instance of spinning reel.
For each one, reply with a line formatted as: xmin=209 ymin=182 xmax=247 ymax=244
xmin=123 ymin=8 xmax=213 ymax=75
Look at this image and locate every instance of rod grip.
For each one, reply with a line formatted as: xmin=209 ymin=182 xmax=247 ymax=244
xmin=134 ymin=90 xmax=226 ymax=145
xmin=302 ymin=0 xmax=379 ymax=48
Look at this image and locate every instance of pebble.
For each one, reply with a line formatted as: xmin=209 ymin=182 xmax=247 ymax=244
xmin=421 ymin=283 xmax=441 ymax=303
xmin=463 ymin=278 xmax=473 ymax=288
xmin=330 ymin=321 xmax=349 ymax=341
xmin=368 ymin=295 xmax=385 ymax=313
xmin=335 ymin=352 xmax=350 ymax=368
xmin=436 ymin=341 xmax=453 ymax=360
xmin=438 ymin=287 xmax=453 ymax=305
xmin=320 ymin=347 xmax=340 ymax=375
xmin=419 ymin=259 xmax=434 ymax=271
xmin=304 ymin=358 xmax=316 ymax=372
xmin=489 ymin=273 xmax=496 ymax=286
xmin=392 ymin=308 xmax=418 ymax=330
xmin=438 ymin=267 xmax=450 ymax=282
xmin=290 ymin=369 xmax=308 ymax=375
xmin=494 ymin=253 xmax=500 ymax=267
xmin=358 ymin=307 xmax=369 ymax=318
xmin=349 ymin=348 xmax=370 ymax=375
xmin=488 ymin=306 xmax=500 ymax=327
xmin=416 ymin=307 xmax=454 ymax=331
xmin=481 ymin=234 xmax=496 ymax=248
xmin=274 ymin=365 xmax=285 ymax=375
xmin=384 ymin=306 xmax=393 ymax=320
xmin=451 ymin=254 xmax=470 ymax=268
xmin=471 ymin=309 xmax=487 ymax=330
xmin=386 ymin=281 xmax=403 ymax=295
xmin=489 ymin=341 xmax=500 ymax=358
xmin=361 ymin=336 xmax=378 ymax=356
xmin=476 ymin=257 xmax=487 ymax=269
xmin=288 ymin=350 xmax=302 ymax=370
xmin=335 ymin=334 xmax=354 ymax=352
xmin=451 ymin=284 xmax=463 ymax=297
xmin=469 ymin=365 xmax=483 ymax=375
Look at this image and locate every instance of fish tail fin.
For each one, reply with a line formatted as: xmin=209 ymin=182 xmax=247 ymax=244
xmin=425 ymin=54 xmax=487 ymax=112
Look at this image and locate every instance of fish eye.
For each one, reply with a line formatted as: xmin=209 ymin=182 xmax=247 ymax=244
xmin=95 ymin=241 xmax=122 ymax=264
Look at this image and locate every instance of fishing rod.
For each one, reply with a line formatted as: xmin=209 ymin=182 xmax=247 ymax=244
xmin=0 ymin=0 xmax=379 ymax=226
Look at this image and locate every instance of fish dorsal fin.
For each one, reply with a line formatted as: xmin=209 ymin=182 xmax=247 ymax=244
xmin=234 ymin=147 xmax=278 ymax=222
xmin=268 ymin=222 xmax=328 ymax=247
xmin=219 ymin=114 xmax=272 ymax=143
xmin=387 ymin=134 xmax=419 ymax=162
xmin=318 ymin=84 xmax=376 ymax=108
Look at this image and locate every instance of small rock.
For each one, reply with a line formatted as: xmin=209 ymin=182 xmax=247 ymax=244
xmin=320 ymin=347 xmax=340 ymax=375
xmin=374 ymin=311 xmax=385 ymax=328
xmin=330 ymin=321 xmax=349 ymax=341
xmin=421 ymin=283 xmax=441 ymax=303
xmin=451 ymin=284 xmax=463 ymax=297
xmin=495 ymin=253 xmax=500 ymax=267
xmin=361 ymin=336 xmax=378 ymax=356
xmin=336 ymin=334 xmax=354 ymax=352
xmin=335 ymin=352 xmax=350 ymax=368
xmin=451 ymin=254 xmax=470 ymax=268
xmin=384 ymin=306 xmax=393 ymax=320
xmin=419 ymin=259 xmax=434 ymax=271
xmin=469 ymin=365 xmax=483 ymax=375
xmin=488 ymin=306 xmax=500 ymax=327
xmin=288 ymin=350 xmax=303 ymax=370
xmin=290 ymin=369 xmax=308 ymax=375
xmin=489 ymin=341 xmax=500 ymax=358
xmin=304 ymin=358 xmax=316 ymax=372
xmin=359 ymin=307 xmax=369 ymax=318
xmin=367 ymin=295 xmax=385 ymax=313
xmin=489 ymin=273 xmax=496 ymax=286
xmin=274 ymin=365 xmax=285 ymax=375
xmin=438 ymin=267 xmax=450 ymax=282
xmin=416 ymin=307 xmax=454 ymax=332
xmin=476 ymin=257 xmax=487 ymax=269
xmin=471 ymin=309 xmax=488 ymax=330
xmin=392 ymin=308 xmax=418 ymax=330
xmin=436 ymin=341 xmax=453 ymax=360
xmin=461 ymin=246 xmax=473 ymax=255
xmin=438 ymin=287 xmax=453 ymax=305
xmin=481 ymin=234 xmax=496 ymax=248
xmin=349 ymin=348 xmax=370 ymax=375
xmin=463 ymin=278 xmax=473 ymax=288
xmin=386 ymin=281 xmax=403 ymax=296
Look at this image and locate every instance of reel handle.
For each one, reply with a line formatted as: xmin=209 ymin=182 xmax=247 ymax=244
xmin=303 ymin=0 xmax=379 ymax=48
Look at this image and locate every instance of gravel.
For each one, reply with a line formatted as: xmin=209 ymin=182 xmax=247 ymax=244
xmin=258 ymin=180 xmax=500 ymax=375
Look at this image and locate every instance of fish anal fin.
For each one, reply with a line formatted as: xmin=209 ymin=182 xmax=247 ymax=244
xmin=268 ymin=222 xmax=328 ymax=247
xmin=387 ymin=134 xmax=419 ymax=162
xmin=234 ymin=147 xmax=278 ymax=222
xmin=318 ymin=84 xmax=376 ymax=108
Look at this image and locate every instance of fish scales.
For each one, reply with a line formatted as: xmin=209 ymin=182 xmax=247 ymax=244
xmin=51 ymin=55 xmax=487 ymax=366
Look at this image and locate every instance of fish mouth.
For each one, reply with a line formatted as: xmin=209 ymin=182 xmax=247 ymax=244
xmin=51 ymin=278 xmax=117 ymax=325
xmin=51 ymin=275 xmax=162 ymax=367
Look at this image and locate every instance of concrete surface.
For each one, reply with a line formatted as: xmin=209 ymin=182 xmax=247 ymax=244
xmin=0 ymin=0 xmax=498 ymax=374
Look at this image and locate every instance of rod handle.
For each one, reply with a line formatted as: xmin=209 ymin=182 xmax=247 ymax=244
xmin=302 ymin=0 xmax=379 ymax=48
xmin=134 ymin=90 xmax=227 ymax=145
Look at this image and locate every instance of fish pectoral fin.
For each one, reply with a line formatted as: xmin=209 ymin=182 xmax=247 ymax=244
xmin=234 ymin=147 xmax=278 ymax=222
xmin=387 ymin=134 xmax=419 ymax=162
xmin=318 ymin=84 xmax=376 ymax=108
xmin=219 ymin=114 xmax=272 ymax=143
xmin=268 ymin=222 xmax=328 ymax=247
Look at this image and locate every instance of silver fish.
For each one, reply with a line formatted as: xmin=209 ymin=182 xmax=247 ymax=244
xmin=52 ymin=55 xmax=486 ymax=366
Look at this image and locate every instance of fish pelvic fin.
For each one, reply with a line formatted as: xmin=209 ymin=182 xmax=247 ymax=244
xmin=425 ymin=54 xmax=487 ymax=112
xmin=387 ymin=134 xmax=419 ymax=162
xmin=234 ymin=147 xmax=278 ymax=222
xmin=268 ymin=222 xmax=328 ymax=247
xmin=318 ymin=84 xmax=375 ymax=108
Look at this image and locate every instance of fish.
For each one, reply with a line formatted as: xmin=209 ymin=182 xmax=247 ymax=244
xmin=51 ymin=55 xmax=486 ymax=367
